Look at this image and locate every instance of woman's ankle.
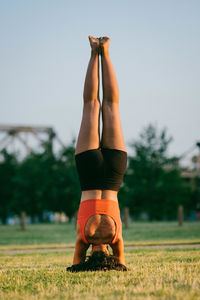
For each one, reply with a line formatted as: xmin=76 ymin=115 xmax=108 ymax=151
xmin=91 ymin=49 xmax=99 ymax=57
xmin=101 ymin=48 xmax=109 ymax=57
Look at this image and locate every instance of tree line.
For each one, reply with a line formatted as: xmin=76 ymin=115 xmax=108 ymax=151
xmin=0 ymin=124 xmax=198 ymax=224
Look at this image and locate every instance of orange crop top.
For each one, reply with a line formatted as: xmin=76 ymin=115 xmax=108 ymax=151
xmin=77 ymin=199 xmax=122 ymax=245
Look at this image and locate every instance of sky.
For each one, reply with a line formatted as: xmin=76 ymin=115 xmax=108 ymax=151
xmin=0 ymin=0 xmax=199 ymax=165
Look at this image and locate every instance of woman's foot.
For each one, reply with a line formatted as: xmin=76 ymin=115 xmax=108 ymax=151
xmin=99 ymin=36 xmax=110 ymax=55
xmin=88 ymin=36 xmax=100 ymax=54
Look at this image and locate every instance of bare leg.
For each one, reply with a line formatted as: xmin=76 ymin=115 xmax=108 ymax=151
xmin=75 ymin=36 xmax=101 ymax=155
xmin=100 ymin=37 xmax=126 ymax=152
xmin=100 ymin=39 xmax=126 ymax=264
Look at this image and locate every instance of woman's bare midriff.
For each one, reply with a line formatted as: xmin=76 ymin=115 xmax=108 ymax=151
xmin=81 ymin=189 xmax=118 ymax=202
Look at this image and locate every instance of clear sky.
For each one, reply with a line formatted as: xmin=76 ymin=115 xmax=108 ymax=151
xmin=0 ymin=0 xmax=199 ymax=164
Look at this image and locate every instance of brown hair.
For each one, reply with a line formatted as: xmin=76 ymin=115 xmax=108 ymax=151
xmin=66 ymin=251 xmax=127 ymax=272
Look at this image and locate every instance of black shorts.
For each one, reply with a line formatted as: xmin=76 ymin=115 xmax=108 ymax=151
xmin=75 ymin=148 xmax=127 ymax=191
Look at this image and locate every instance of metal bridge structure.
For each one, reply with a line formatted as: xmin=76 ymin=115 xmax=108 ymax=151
xmin=0 ymin=125 xmax=65 ymax=154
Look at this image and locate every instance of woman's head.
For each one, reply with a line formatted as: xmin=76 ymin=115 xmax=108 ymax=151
xmin=67 ymin=251 xmax=127 ymax=272
xmin=91 ymin=244 xmax=109 ymax=255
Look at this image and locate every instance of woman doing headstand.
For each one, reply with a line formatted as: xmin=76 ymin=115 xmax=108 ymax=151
xmin=68 ymin=36 xmax=127 ymax=272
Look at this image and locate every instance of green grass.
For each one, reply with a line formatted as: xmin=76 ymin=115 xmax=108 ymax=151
xmin=0 ymin=223 xmax=76 ymax=246
xmin=0 ymin=222 xmax=200 ymax=247
xmin=0 ymin=249 xmax=200 ymax=299
xmin=0 ymin=222 xmax=200 ymax=299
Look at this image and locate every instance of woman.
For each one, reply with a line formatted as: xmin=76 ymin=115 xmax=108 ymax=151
xmin=67 ymin=36 xmax=127 ymax=272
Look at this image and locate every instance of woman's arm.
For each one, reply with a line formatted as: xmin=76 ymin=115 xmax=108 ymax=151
xmin=110 ymin=234 xmax=125 ymax=265
xmin=73 ymin=224 xmax=89 ymax=264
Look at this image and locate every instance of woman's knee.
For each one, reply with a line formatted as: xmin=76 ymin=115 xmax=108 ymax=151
xmin=83 ymin=100 xmax=101 ymax=113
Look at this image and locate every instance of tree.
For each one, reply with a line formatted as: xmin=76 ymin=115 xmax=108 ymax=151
xmin=11 ymin=150 xmax=50 ymax=221
xmin=52 ymin=141 xmax=80 ymax=220
xmin=11 ymin=140 xmax=80 ymax=222
xmin=0 ymin=150 xmax=18 ymax=224
xmin=124 ymin=124 xmax=190 ymax=220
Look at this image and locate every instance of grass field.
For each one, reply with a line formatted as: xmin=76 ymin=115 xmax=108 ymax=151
xmin=0 ymin=249 xmax=200 ymax=299
xmin=0 ymin=222 xmax=200 ymax=299
xmin=0 ymin=222 xmax=200 ymax=246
